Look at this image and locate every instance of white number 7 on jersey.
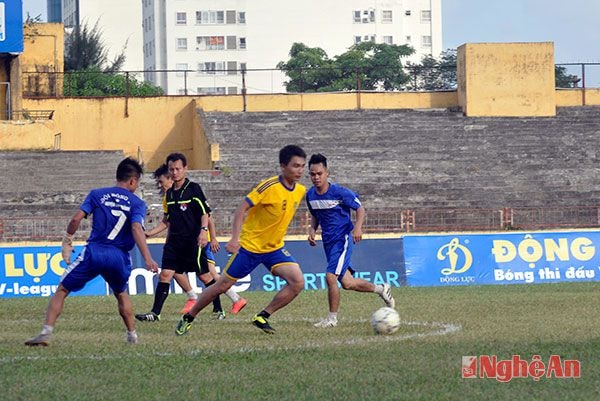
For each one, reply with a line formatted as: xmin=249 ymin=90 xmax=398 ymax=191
xmin=108 ymin=209 xmax=127 ymax=240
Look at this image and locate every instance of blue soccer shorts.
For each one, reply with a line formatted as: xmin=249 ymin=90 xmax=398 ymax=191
xmin=323 ymin=234 xmax=354 ymax=282
xmin=223 ymin=246 xmax=298 ymax=280
xmin=60 ymin=243 xmax=132 ymax=294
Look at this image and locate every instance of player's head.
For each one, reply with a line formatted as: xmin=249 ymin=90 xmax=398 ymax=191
xmin=153 ymin=163 xmax=172 ymax=193
xmin=116 ymin=157 xmax=143 ymax=192
xmin=166 ymin=152 xmax=187 ymax=184
xmin=308 ymin=153 xmax=329 ymax=190
xmin=279 ymin=145 xmax=306 ymax=184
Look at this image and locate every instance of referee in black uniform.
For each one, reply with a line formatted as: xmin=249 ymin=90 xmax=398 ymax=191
xmin=136 ymin=153 xmax=225 ymax=321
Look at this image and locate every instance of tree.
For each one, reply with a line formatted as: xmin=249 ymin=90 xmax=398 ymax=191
xmin=405 ymin=49 xmax=457 ymax=91
xmin=63 ymin=20 xmax=163 ymax=96
xmin=278 ymin=42 xmax=414 ymax=92
xmin=555 ymin=66 xmax=580 ymax=88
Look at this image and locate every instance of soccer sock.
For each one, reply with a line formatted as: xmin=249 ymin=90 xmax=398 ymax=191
xmin=205 ymin=279 xmax=223 ymax=312
xmin=373 ymin=284 xmax=384 ymax=294
xmin=41 ymin=325 xmax=54 ymax=335
xmin=225 ymin=288 xmax=241 ymax=303
xmin=186 ymin=290 xmax=198 ymax=300
xmin=183 ymin=313 xmax=195 ymax=323
xmin=151 ymin=281 xmax=171 ymax=315
xmin=328 ymin=312 xmax=338 ymax=321
xmin=257 ymin=310 xmax=271 ymax=319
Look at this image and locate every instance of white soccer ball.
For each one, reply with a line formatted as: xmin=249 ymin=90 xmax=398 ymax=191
xmin=370 ymin=307 xmax=400 ymax=335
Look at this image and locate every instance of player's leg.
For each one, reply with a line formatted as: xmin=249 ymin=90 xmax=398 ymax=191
xmin=340 ymin=270 xmax=395 ymax=308
xmin=26 ymin=247 xmax=94 ymax=346
xmin=115 ymin=291 xmax=138 ymax=344
xmin=252 ymin=249 xmax=304 ymax=334
xmin=314 ymin=273 xmax=341 ymax=328
xmin=206 ymin=247 xmax=247 ymax=314
xmin=314 ymin=238 xmax=350 ymax=327
xmin=174 ymin=272 xmax=197 ymax=314
xmin=197 ymin=247 xmax=225 ymax=319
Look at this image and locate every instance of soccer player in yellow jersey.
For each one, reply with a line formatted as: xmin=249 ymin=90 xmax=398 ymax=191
xmin=176 ymin=145 xmax=307 ymax=335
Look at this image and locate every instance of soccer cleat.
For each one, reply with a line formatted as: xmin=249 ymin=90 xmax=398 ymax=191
xmin=135 ymin=312 xmax=160 ymax=322
xmin=230 ymin=298 xmax=248 ymax=315
xmin=212 ymin=310 xmax=226 ymax=320
xmin=180 ymin=299 xmax=197 ymax=314
xmin=252 ymin=314 xmax=275 ymax=334
xmin=175 ymin=315 xmax=193 ymax=336
xmin=314 ymin=317 xmax=338 ymax=328
xmin=126 ymin=333 xmax=138 ymax=345
xmin=379 ymin=283 xmax=396 ymax=309
xmin=25 ymin=333 xmax=51 ymax=347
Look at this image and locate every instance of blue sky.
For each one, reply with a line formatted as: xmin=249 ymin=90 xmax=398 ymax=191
xmin=21 ymin=0 xmax=600 ymax=83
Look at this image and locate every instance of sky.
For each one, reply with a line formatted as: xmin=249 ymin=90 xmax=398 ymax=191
xmin=21 ymin=0 xmax=600 ymax=82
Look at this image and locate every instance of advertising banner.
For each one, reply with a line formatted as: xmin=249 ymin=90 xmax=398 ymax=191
xmin=0 ymin=0 xmax=24 ymax=53
xmin=0 ymin=237 xmax=404 ymax=298
xmin=404 ymin=230 xmax=600 ymax=286
xmin=0 ymin=245 xmax=106 ymax=298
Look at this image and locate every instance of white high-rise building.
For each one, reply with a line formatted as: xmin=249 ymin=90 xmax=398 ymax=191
xmin=143 ymin=0 xmax=442 ymax=95
xmin=62 ymin=0 xmax=144 ymax=72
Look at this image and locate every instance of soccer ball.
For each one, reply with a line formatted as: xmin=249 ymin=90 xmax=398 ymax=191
xmin=370 ymin=307 xmax=400 ymax=335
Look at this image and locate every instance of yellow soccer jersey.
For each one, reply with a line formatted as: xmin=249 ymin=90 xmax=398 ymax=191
xmin=240 ymin=175 xmax=306 ymax=253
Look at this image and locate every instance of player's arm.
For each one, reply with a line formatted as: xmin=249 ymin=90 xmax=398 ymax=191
xmin=145 ymin=215 xmax=168 ymax=237
xmin=352 ymin=206 xmax=366 ymax=244
xmin=132 ymin=222 xmax=159 ymax=273
xmin=308 ymin=214 xmax=319 ymax=247
xmin=225 ymin=200 xmax=251 ymax=254
xmin=208 ymin=215 xmax=220 ymax=253
xmin=61 ymin=210 xmax=86 ymax=264
xmin=198 ymin=213 xmax=209 ymax=248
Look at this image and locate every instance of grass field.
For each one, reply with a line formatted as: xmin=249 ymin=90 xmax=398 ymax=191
xmin=2 ymin=283 xmax=599 ymax=401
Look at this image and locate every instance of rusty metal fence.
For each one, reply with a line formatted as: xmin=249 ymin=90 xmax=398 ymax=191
xmin=2 ymin=206 xmax=599 ymax=243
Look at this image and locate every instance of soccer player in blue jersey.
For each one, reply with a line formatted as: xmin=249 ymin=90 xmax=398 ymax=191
xmin=175 ymin=145 xmax=307 ymax=335
xmin=306 ymin=154 xmax=395 ymax=328
xmin=25 ymin=158 xmax=159 ymax=346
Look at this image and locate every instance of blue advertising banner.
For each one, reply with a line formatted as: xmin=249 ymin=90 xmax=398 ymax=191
xmin=0 ymin=237 xmax=403 ymax=298
xmin=0 ymin=245 xmax=107 ymax=298
xmin=0 ymin=0 xmax=24 ymax=53
xmin=128 ymin=237 xmax=404 ymax=295
xmin=404 ymin=230 xmax=600 ymax=286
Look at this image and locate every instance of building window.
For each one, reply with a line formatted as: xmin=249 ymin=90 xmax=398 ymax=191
xmin=176 ymin=12 xmax=187 ymax=25
xmin=422 ymin=35 xmax=432 ymax=47
xmin=196 ymin=10 xmax=225 ymax=24
xmin=354 ymin=36 xmax=362 ymax=44
xmin=199 ymin=62 xmax=225 ymax=74
xmin=421 ymin=10 xmax=432 ymax=22
xmin=239 ymin=37 xmax=246 ymax=49
xmin=176 ymin=63 xmax=188 ymax=77
xmin=177 ymin=38 xmax=188 ymax=50
xmin=177 ymin=89 xmax=187 ymax=95
xmin=196 ymin=36 xmax=225 ymax=50
xmin=382 ymin=10 xmax=392 ymax=23
xmin=198 ymin=87 xmax=226 ymax=95
xmin=383 ymin=36 xmax=393 ymax=45
xmin=238 ymin=11 xmax=246 ymax=23
xmin=240 ymin=62 xmax=247 ymax=72
xmin=405 ymin=10 xmax=411 ymax=16
xmin=406 ymin=35 xmax=412 ymax=42
xmin=353 ymin=10 xmax=361 ymax=23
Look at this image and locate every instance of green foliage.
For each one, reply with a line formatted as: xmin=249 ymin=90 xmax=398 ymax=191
xmin=278 ymin=42 xmax=414 ymax=92
xmin=4 ymin=283 xmax=600 ymax=400
xmin=406 ymin=49 xmax=457 ymax=90
xmin=63 ymin=68 xmax=164 ymax=97
xmin=555 ymin=66 xmax=580 ymax=88
xmin=64 ymin=20 xmax=125 ymax=72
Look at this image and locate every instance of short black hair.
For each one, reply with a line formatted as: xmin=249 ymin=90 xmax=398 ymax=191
xmin=166 ymin=152 xmax=187 ymax=167
xmin=279 ymin=145 xmax=306 ymax=165
xmin=153 ymin=163 xmax=169 ymax=179
xmin=116 ymin=157 xmax=143 ymax=182
xmin=308 ymin=153 xmax=327 ymax=168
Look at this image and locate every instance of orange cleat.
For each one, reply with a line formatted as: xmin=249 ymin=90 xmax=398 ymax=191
xmin=230 ymin=298 xmax=248 ymax=315
xmin=180 ymin=298 xmax=197 ymax=314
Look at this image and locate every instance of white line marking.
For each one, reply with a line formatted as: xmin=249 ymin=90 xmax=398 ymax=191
xmin=2 ymin=320 xmax=461 ymax=363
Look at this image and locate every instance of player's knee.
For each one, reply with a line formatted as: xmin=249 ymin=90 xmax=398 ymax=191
xmin=288 ymin=274 xmax=304 ymax=293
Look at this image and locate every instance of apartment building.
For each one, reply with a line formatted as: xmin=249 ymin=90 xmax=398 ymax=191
xmin=143 ymin=0 xmax=442 ymax=95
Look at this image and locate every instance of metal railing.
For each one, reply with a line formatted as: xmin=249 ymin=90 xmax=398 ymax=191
xmin=2 ymin=206 xmax=599 ymax=242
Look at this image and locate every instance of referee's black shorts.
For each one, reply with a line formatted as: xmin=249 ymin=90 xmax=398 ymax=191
xmin=161 ymin=239 xmax=209 ymax=275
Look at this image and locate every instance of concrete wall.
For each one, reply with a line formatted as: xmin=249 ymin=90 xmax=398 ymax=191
xmin=457 ymin=42 xmax=556 ymax=117
xmin=556 ymin=89 xmax=600 ymax=107
xmin=21 ymin=23 xmax=64 ymax=98
xmin=0 ymin=120 xmax=56 ymax=150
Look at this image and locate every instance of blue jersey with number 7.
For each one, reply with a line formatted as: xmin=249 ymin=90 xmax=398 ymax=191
xmin=80 ymin=186 xmax=146 ymax=252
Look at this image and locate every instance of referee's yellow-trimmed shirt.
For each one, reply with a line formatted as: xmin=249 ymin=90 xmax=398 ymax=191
xmin=240 ymin=175 xmax=306 ymax=253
